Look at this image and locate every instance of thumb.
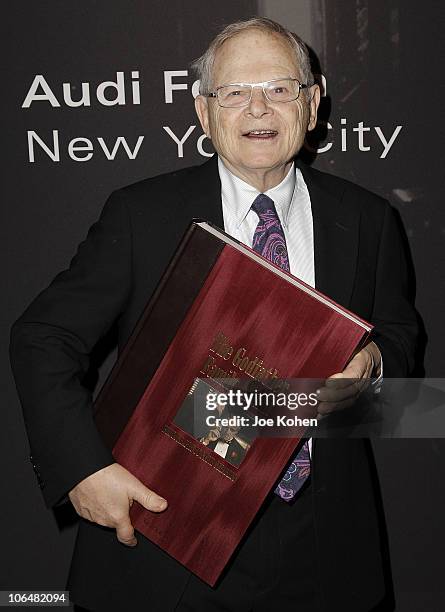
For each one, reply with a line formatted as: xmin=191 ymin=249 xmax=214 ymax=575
xmin=340 ymin=352 xmax=365 ymax=379
xmin=130 ymin=480 xmax=168 ymax=513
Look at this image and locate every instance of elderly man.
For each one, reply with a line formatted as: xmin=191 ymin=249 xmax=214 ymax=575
xmin=10 ymin=17 xmax=417 ymax=612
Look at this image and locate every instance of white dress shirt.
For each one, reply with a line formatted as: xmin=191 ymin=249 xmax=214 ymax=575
xmin=219 ymin=157 xmax=315 ymax=456
xmin=219 ymin=157 xmax=315 ymax=287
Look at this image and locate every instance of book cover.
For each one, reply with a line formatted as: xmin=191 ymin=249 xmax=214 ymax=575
xmin=94 ymin=221 xmax=372 ymax=585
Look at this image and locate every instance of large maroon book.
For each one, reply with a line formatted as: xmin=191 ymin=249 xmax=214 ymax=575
xmin=94 ymin=221 xmax=372 ymax=585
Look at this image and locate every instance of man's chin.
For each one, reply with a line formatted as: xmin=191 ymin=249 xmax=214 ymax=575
xmin=238 ymin=158 xmax=289 ymax=173
xmin=218 ymin=154 xmax=292 ymax=182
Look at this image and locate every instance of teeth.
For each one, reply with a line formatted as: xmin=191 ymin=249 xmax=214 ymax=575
xmin=249 ymin=130 xmax=276 ymax=135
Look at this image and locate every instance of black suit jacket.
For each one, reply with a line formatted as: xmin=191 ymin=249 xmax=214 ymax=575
xmin=10 ymin=156 xmax=417 ymax=611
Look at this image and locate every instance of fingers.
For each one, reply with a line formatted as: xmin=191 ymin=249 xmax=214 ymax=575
xmin=324 ymin=375 xmax=354 ymax=389
xmin=317 ymin=393 xmax=359 ymax=415
xmin=320 ymin=347 xmax=373 ymax=390
xmin=68 ymin=463 xmax=167 ymax=549
xmin=317 ymin=378 xmax=366 ymax=404
xmin=115 ymin=516 xmax=137 ymax=547
xmin=97 ymin=504 xmax=140 ymax=547
xmin=319 ymin=376 xmax=370 ymax=412
xmin=116 ymin=480 xmax=167 ymax=547
xmin=316 ymin=348 xmax=374 ymax=414
xmin=327 ymin=346 xmax=374 ymax=383
xmin=319 ymin=377 xmax=354 ymax=403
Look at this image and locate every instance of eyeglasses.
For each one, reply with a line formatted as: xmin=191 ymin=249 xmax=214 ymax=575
xmin=205 ymin=78 xmax=309 ymax=108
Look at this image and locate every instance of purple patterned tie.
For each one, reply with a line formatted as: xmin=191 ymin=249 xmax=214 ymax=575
xmin=251 ymin=193 xmax=311 ymax=501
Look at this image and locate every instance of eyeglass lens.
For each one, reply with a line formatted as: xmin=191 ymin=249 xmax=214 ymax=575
xmin=217 ymin=79 xmax=300 ymax=107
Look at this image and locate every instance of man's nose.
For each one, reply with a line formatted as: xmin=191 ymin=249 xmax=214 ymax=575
xmin=246 ymin=86 xmax=271 ymax=117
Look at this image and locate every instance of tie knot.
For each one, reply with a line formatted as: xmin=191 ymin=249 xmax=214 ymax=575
xmin=251 ymin=194 xmax=278 ymax=220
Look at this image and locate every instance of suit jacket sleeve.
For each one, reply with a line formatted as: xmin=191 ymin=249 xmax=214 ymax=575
xmin=10 ymin=189 xmax=132 ymax=508
xmin=370 ymin=202 xmax=418 ymax=377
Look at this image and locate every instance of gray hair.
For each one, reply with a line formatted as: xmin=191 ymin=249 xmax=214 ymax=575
xmin=191 ymin=17 xmax=314 ymax=96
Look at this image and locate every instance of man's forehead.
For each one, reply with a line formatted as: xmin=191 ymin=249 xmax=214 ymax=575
xmin=212 ymin=30 xmax=300 ymax=83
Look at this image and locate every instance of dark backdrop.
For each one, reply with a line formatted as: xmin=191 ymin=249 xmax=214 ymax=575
xmin=2 ymin=2 xmax=444 ymax=610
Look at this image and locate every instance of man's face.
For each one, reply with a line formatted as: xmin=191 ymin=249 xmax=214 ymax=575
xmin=195 ymin=30 xmax=320 ymax=186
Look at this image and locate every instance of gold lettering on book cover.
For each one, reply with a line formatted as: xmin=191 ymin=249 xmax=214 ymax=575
xmin=204 ymin=331 xmax=281 ymax=388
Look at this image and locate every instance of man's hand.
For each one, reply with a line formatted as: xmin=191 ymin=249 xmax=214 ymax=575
xmin=68 ymin=463 xmax=167 ymax=547
xmin=316 ymin=341 xmax=382 ymax=415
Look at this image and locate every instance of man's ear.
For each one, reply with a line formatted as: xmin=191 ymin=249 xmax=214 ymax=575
xmin=307 ymin=84 xmax=321 ymax=132
xmin=195 ymin=95 xmax=211 ymax=138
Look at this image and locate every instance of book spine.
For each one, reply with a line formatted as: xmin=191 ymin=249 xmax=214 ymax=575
xmin=94 ymin=223 xmax=225 ymax=449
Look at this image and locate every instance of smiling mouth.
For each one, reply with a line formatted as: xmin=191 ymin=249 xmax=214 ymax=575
xmin=242 ymin=129 xmax=278 ymax=139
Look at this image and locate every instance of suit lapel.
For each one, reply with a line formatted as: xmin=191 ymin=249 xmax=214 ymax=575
xmin=179 ymin=155 xmax=224 ymax=228
xmin=298 ymin=161 xmax=360 ymax=309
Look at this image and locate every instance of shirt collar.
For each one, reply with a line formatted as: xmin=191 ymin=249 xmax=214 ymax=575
xmin=218 ymin=157 xmax=297 ymax=228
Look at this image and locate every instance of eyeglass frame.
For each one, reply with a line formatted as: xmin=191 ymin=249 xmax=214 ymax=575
xmin=204 ymin=77 xmax=310 ymax=108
